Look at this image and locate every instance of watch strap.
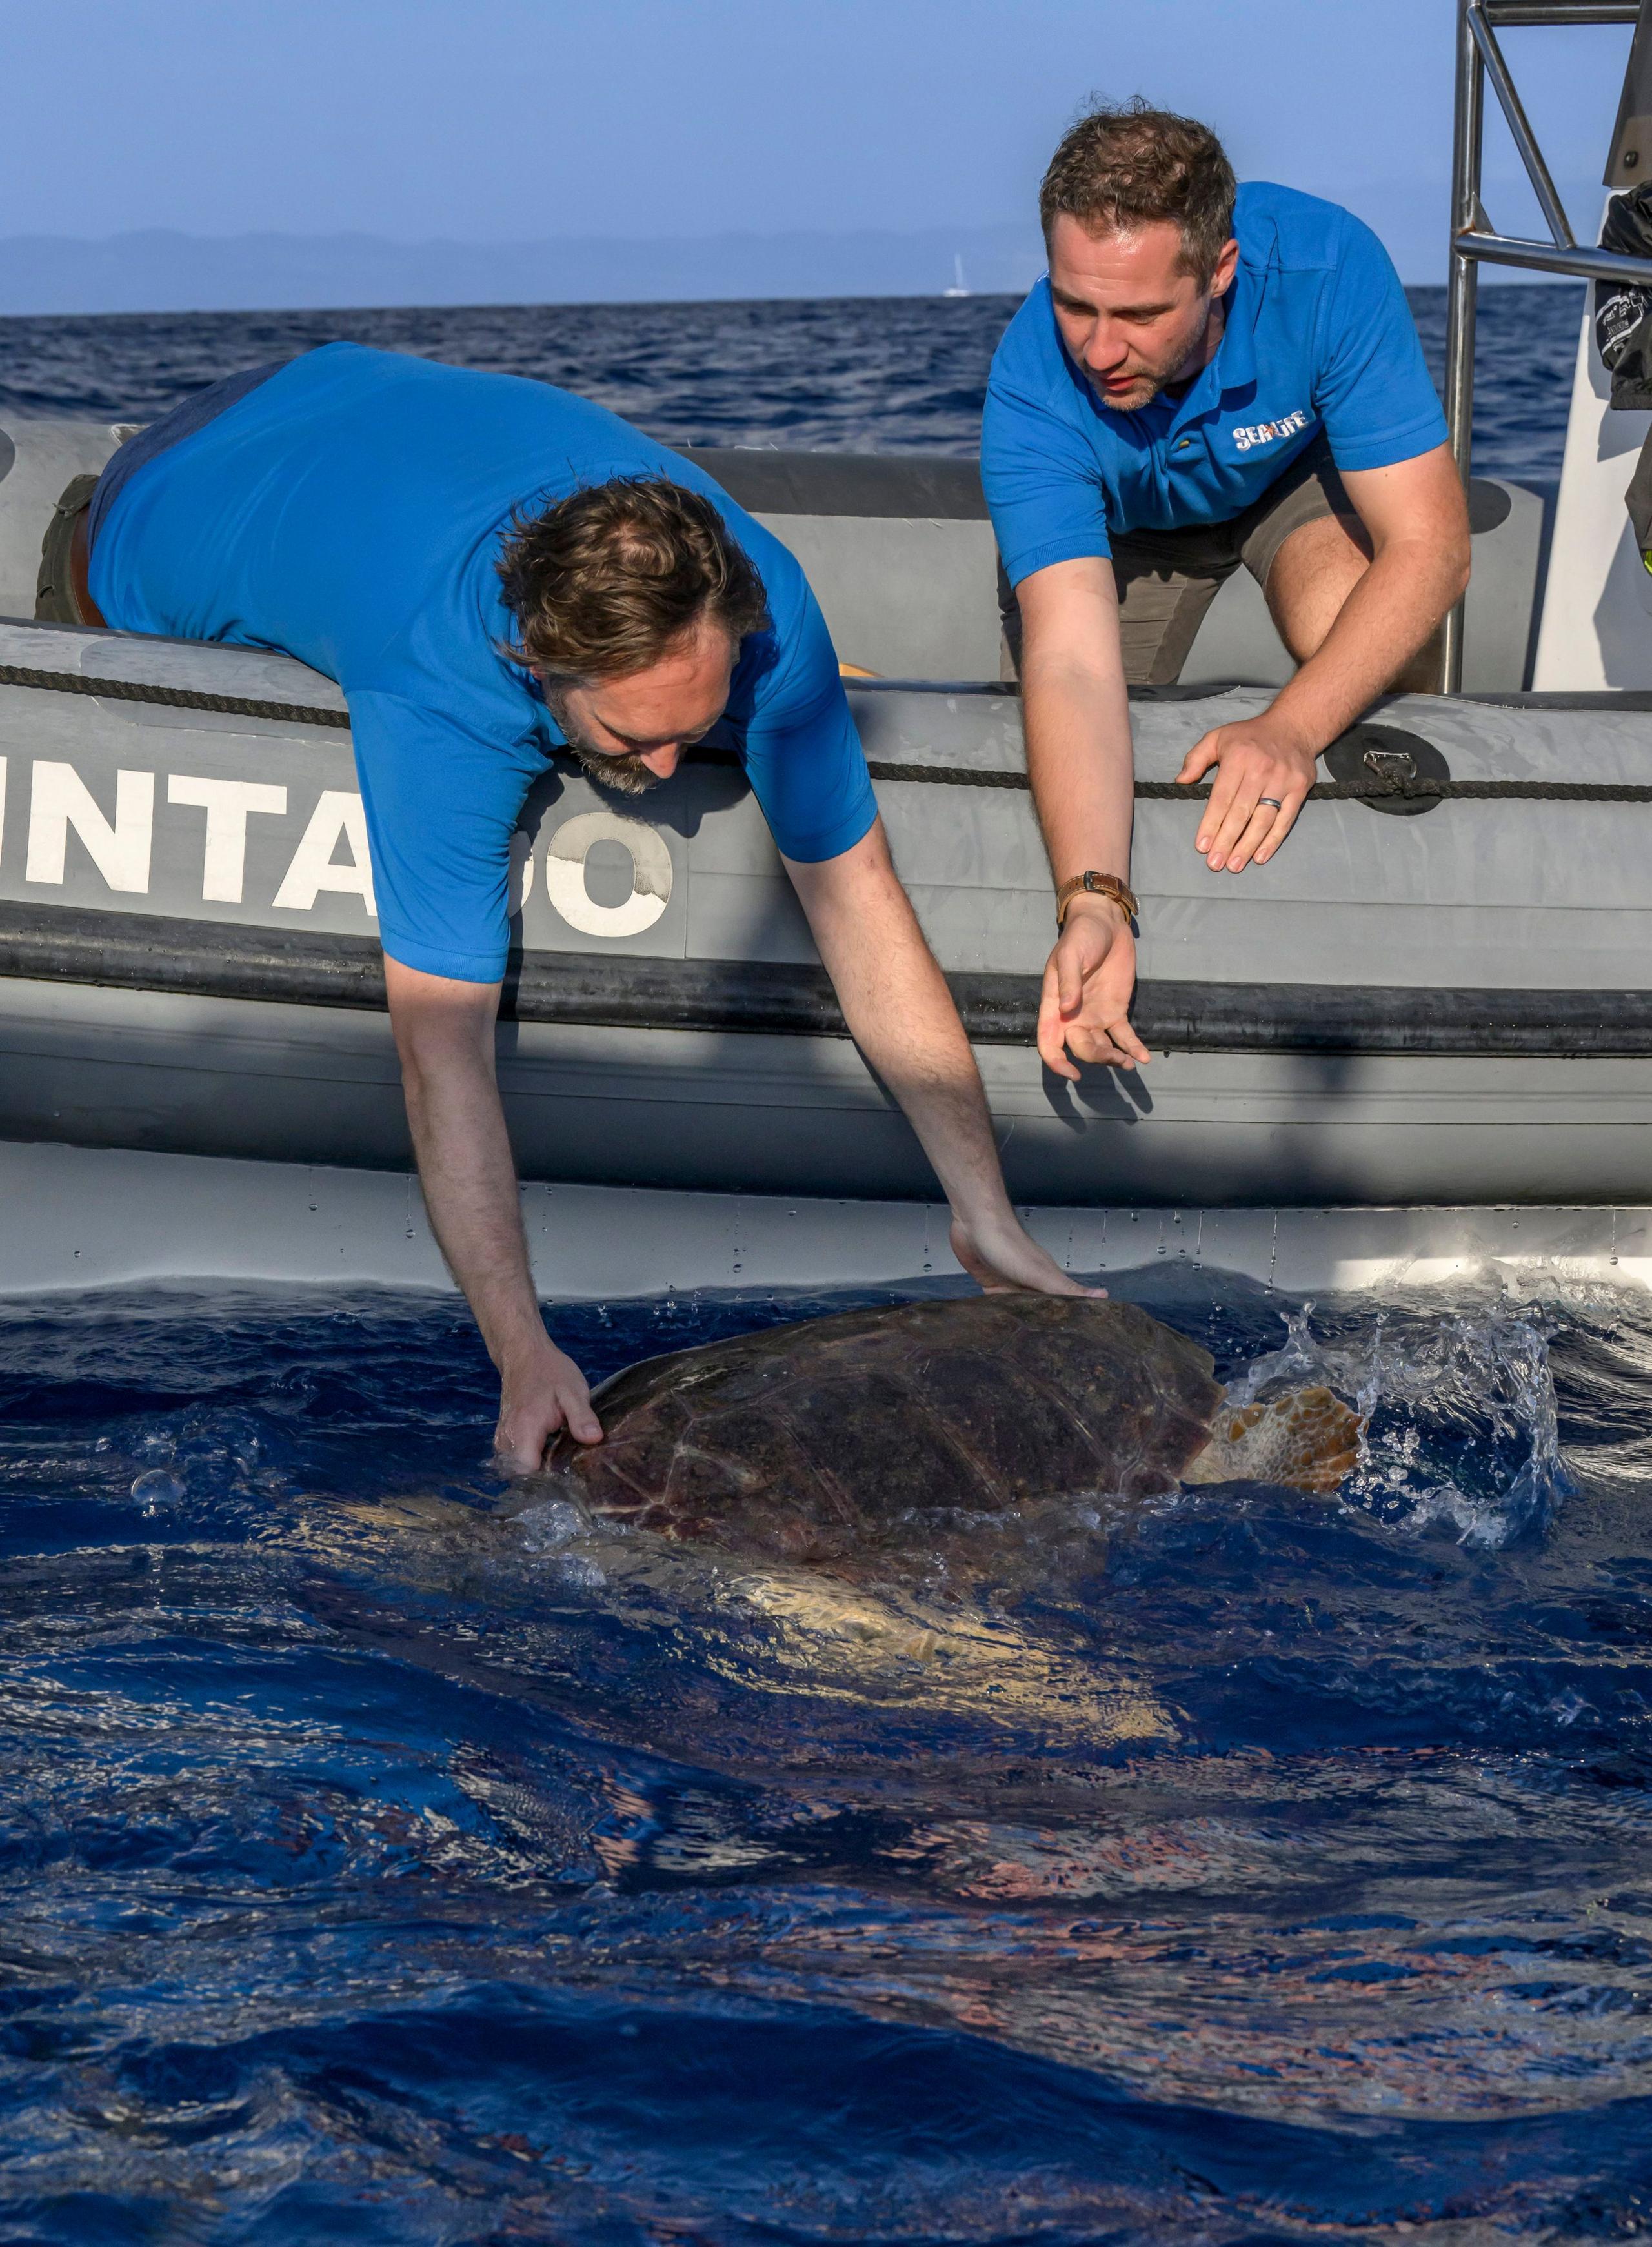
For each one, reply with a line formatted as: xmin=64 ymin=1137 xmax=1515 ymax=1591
xmin=1055 ymin=870 xmax=1138 ymax=927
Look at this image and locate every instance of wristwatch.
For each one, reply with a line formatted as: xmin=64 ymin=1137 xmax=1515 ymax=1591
xmin=1055 ymin=870 xmax=1139 ymax=929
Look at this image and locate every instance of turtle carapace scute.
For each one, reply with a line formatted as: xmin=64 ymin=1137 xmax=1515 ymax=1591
xmin=547 ymin=1296 xmax=1358 ymax=1567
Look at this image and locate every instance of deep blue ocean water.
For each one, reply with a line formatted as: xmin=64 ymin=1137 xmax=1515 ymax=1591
xmin=0 ymin=283 xmax=1586 ymax=486
xmin=4 ymin=1268 xmax=1651 ymax=2242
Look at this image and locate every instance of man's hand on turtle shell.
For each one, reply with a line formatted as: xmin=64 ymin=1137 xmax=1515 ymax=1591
xmin=494 ymin=1337 xmax=603 ymax=1471
xmin=950 ymin=1215 xmax=1106 ymax=1299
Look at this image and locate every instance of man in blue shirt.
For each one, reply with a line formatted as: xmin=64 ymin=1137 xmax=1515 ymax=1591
xmin=982 ymin=103 xmax=1469 ymax=1081
xmin=82 ymin=343 xmax=1087 ymax=1462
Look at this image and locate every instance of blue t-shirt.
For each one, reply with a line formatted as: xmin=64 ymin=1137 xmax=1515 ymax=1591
xmin=982 ymin=182 xmax=1449 ymax=588
xmin=89 ymin=342 xmax=877 ymax=982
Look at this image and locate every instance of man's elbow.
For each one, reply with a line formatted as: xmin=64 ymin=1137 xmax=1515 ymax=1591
xmin=1444 ymin=528 xmax=1472 ymax=608
xmin=385 ymin=968 xmax=499 ymax=1093
xmin=1436 ymin=483 xmax=1473 ymax=607
xmin=1385 ymin=525 xmax=1470 ymax=616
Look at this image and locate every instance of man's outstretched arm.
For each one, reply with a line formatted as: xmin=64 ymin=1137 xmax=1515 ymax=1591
xmin=1176 ymin=442 xmax=1471 ymax=872
xmin=1014 ymin=556 xmax=1153 ymax=1083
xmin=384 ymin=958 xmax=602 ymax=1468
xmin=783 ymin=820 xmax=1098 ymax=1295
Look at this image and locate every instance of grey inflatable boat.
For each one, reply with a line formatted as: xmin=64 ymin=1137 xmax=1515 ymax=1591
xmin=0 ymin=413 xmax=1647 ymax=1293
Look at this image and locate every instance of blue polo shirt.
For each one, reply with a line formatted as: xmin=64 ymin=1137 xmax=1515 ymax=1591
xmin=89 ymin=342 xmax=877 ymax=982
xmin=982 ymin=182 xmax=1448 ymax=587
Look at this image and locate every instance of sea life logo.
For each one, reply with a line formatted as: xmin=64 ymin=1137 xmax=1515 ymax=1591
xmin=1231 ymin=408 xmax=1311 ymax=452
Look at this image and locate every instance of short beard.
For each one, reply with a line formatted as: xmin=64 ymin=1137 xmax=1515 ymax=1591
xmin=1092 ymin=369 xmax=1169 ymax=412
xmin=1087 ymin=297 xmax=1220 ymax=415
xmin=567 ymin=744 xmax=663 ymax=797
xmin=543 ymin=684 xmax=663 ymax=797
xmin=1088 ymin=342 xmax=1196 ymax=414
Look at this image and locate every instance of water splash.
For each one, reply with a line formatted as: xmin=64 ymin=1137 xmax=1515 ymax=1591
xmin=1224 ymin=1296 xmax=1570 ymax=1546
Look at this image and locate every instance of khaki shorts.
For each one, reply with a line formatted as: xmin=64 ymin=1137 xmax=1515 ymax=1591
xmin=1000 ymin=431 xmax=1366 ymax=686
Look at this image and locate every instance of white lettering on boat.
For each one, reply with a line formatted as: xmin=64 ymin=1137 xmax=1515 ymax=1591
xmin=272 ymin=789 xmax=377 ymax=918
xmin=168 ymin=776 xmax=288 ymax=904
xmin=26 ymin=761 xmax=154 ymax=893
xmin=543 ymin=811 xmax=672 ymax=938
xmin=1231 ymin=408 xmax=1311 ymax=453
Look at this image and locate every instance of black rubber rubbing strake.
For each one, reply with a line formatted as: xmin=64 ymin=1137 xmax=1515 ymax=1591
xmin=3 ymin=660 xmax=1652 ymax=804
xmin=2 ymin=898 xmax=1652 ymax=1056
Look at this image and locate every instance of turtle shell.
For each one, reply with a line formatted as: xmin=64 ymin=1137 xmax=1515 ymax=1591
xmin=548 ymin=1296 xmax=1223 ymax=1565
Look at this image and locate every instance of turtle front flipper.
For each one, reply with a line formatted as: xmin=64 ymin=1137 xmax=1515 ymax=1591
xmin=1183 ymin=1385 xmax=1362 ymax=1494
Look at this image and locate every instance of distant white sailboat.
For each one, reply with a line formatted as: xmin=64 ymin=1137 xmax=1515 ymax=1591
xmin=942 ymin=254 xmax=972 ymax=298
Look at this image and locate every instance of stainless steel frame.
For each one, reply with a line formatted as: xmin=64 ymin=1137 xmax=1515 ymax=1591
xmin=1442 ymin=0 xmax=1652 ymax=687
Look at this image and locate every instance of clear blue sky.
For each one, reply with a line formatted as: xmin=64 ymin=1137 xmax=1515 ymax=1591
xmin=0 ymin=0 xmax=1632 ymax=255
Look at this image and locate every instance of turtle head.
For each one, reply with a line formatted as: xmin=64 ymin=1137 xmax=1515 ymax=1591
xmin=1183 ymin=1385 xmax=1362 ymax=1494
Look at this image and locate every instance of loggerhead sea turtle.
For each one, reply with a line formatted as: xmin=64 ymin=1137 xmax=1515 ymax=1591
xmin=546 ymin=1294 xmax=1362 ymax=1568
xmin=324 ymin=1297 xmax=1361 ymax=1746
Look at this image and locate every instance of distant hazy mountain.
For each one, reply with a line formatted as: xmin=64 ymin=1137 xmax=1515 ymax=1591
xmin=0 ymin=181 xmax=1600 ymax=317
xmin=0 ymin=227 xmax=1050 ymax=317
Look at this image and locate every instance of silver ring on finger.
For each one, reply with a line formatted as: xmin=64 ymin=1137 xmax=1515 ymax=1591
xmin=1257 ymin=796 xmax=1284 ymax=810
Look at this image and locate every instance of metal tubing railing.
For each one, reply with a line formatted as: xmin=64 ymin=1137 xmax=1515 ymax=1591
xmin=1483 ymin=3 xmax=1638 ymax=23
xmin=1442 ymin=0 xmax=1487 ymax=689
xmin=1452 ymin=228 xmax=1652 ymax=276
xmin=1468 ymin=6 xmax=1578 ymax=241
xmin=1440 ymin=0 xmax=1652 ymax=689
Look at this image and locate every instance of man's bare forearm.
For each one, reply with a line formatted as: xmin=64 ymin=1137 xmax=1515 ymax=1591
xmin=791 ymin=829 xmax=1009 ymax=1218
xmin=1022 ymin=652 xmax=1136 ymax=887
xmin=1015 ymin=556 xmax=1136 ymax=888
xmin=386 ymin=960 xmax=601 ymax=1460
xmin=785 ymin=825 xmax=1090 ymax=1296
xmin=403 ymin=1070 xmax=538 ymax=1358
xmin=786 ymin=829 xmax=1018 ymax=1226
xmin=1266 ymin=536 xmax=1466 ymax=754
xmin=396 ymin=1006 xmax=545 ymax=1369
xmin=1005 ymin=559 xmax=1149 ymax=1073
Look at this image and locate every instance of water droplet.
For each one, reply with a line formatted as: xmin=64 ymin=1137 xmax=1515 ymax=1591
xmin=130 ymin=1469 xmax=185 ymax=1507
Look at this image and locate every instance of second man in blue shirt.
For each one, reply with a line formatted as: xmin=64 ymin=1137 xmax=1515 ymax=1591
xmin=982 ymin=102 xmax=1469 ymax=1080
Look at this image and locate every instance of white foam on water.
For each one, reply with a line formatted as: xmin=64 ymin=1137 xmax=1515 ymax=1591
xmin=1227 ymin=1298 xmax=1569 ymax=1549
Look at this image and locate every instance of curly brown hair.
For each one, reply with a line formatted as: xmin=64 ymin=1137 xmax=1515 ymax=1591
xmin=498 ymin=474 xmax=772 ymax=682
xmin=1039 ymin=99 xmax=1236 ymax=287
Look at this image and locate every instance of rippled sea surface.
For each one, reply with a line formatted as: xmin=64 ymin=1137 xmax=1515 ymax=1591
xmin=0 ymin=284 xmax=1586 ymax=483
xmin=4 ymin=1270 xmax=1651 ymax=2242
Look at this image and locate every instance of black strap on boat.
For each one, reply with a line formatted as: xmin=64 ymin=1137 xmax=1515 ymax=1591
xmin=2 ymin=896 xmax=1651 ymax=1055
xmin=3 ymin=656 xmax=1652 ymax=805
